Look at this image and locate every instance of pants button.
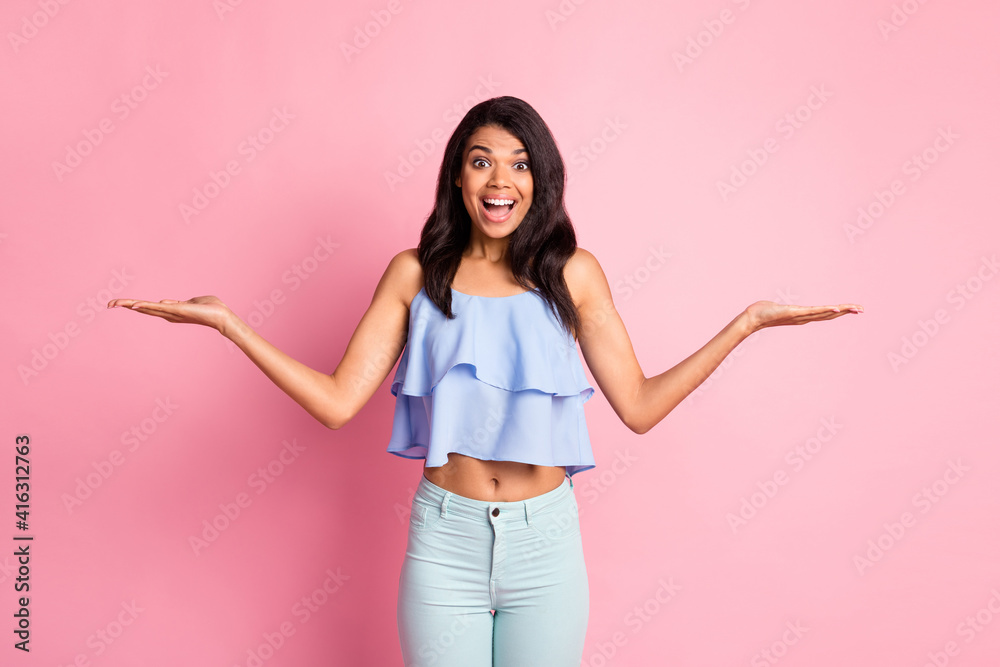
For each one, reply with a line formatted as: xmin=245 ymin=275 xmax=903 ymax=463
xmin=491 ymin=507 xmax=499 ymax=517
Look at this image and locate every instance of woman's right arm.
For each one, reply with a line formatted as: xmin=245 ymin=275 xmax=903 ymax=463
xmin=109 ymin=248 xmax=420 ymax=430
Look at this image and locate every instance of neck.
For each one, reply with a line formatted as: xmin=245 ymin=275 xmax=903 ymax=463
xmin=465 ymin=230 xmax=511 ymax=265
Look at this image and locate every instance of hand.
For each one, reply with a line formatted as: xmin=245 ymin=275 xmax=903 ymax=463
xmin=744 ymin=300 xmax=864 ymax=334
xmin=107 ymin=295 xmax=235 ymax=334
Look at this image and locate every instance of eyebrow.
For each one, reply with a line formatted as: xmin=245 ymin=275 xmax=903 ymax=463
xmin=468 ymin=144 xmax=529 ymax=156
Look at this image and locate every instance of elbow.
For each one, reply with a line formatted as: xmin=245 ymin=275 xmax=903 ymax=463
xmin=630 ymin=422 xmax=652 ymax=436
xmin=325 ymin=414 xmax=352 ymax=431
xmin=625 ymin=379 xmax=653 ymax=434
xmin=324 ymin=397 xmax=365 ymax=430
xmin=322 ymin=377 xmax=364 ymax=430
xmin=625 ymin=414 xmax=652 ymax=435
xmin=323 ymin=406 xmax=351 ymax=431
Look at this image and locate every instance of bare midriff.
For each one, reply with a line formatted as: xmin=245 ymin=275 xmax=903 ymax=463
xmin=423 ymin=452 xmax=567 ymax=502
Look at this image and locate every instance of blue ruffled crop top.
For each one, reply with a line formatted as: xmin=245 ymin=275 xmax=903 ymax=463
xmin=388 ymin=286 xmax=596 ymax=476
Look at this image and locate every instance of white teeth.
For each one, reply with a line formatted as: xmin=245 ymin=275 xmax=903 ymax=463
xmin=484 ymin=198 xmax=515 ymax=205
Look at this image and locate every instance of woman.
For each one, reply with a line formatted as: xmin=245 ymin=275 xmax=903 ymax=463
xmin=109 ymin=96 xmax=862 ymax=666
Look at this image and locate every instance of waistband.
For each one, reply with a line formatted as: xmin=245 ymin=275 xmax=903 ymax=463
xmin=416 ymin=473 xmax=574 ymax=525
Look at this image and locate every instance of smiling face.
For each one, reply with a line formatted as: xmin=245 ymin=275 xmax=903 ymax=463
xmin=454 ymin=125 xmax=534 ymax=244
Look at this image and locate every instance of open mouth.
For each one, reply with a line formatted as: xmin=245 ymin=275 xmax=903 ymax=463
xmin=480 ymin=196 xmax=517 ymax=223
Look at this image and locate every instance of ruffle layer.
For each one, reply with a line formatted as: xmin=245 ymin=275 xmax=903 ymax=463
xmin=391 ymin=287 xmax=595 ymax=401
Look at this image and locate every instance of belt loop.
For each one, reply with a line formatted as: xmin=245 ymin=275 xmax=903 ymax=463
xmin=567 ymin=474 xmax=573 ymax=490
xmin=441 ymin=491 xmax=452 ymax=518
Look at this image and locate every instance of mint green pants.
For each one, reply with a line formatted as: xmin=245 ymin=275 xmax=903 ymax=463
xmin=397 ymin=473 xmax=589 ymax=666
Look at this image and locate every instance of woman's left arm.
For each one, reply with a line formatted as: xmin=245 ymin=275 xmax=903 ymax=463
xmin=568 ymin=248 xmax=863 ymax=435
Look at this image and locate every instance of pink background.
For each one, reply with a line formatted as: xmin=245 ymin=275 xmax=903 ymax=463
xmin=4 ymin=0 xmax=999 ymax=665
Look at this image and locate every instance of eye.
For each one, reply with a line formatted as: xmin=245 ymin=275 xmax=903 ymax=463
xmin=514 ymin=161 xmax=530 ymax=171
xmin=472 ymin=157 xmax=490 ymax=168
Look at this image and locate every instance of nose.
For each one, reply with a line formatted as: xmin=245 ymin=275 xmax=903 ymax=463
xmin=487 ymin=163 xmax=513 ymax=188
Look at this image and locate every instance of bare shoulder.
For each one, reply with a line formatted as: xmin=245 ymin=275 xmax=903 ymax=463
xmin=564 ymin=246 xmax=611 ymax=308
xmin=379 ymin=248 xmax=424 ymax=309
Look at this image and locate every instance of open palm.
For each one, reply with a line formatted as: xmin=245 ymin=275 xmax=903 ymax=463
xmin=745 ymin=299 xmax=863 ymax=333
xmin=107 ymin=295 xmax=234 ymax=332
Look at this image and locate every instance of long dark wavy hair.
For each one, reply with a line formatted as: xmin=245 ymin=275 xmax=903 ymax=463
xmin=417 ymin=96 xmax=582 ymax=339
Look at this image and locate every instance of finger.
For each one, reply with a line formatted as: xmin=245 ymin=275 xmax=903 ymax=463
xmin=776 ymin=309 xmax=847 ymax=325
xmin=128 ymin=301 xmax=170 ymax=315
xmin=110 ymin=299 xmax=163 ymax=310
xmin=804 ymin=304 xmax=863 ymax=317
xmin=108 ymin=298 xmax=141 ymax=308
xmin=822 ymin=303 xmax=864 ymax=313
xmin=792 ymin=305 xmax=842 ymax=317
xmin=126 ymin=301 xmax=180 ymax=318
xmin=124 ymin=305 xmax=154 ymax=316
xmin=129 ymin=300 xmax=176 ymax=312
xmin=816 ymin=304 xmax=864 ymax=317
xmin=799 ymin=310 xmax=858 ymax=323
xmin=128 ymin=306 xmax=161 ymax=316
xmin=108 ymin=298 xmax=176 ymax=310
xmin=128 ymin=306 xmax=184 ymax=323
